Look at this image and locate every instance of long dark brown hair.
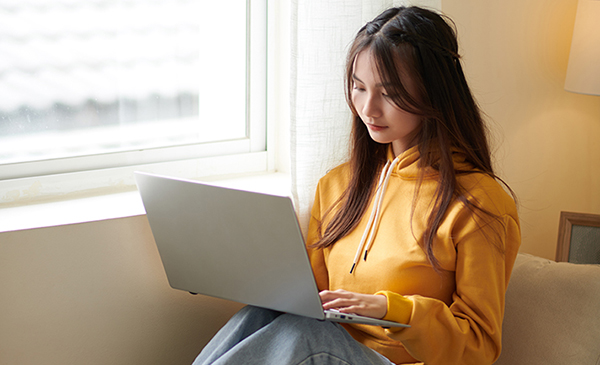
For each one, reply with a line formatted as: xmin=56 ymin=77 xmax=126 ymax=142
xmin=313 ymin=6 xmax=514 ymax=269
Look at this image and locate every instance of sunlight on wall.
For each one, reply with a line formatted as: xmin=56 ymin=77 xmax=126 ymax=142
xmin=444 ymin=0 xmax=600 ymax=259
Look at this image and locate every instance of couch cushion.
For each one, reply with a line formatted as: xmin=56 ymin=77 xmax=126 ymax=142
xmin=495 ymin=253 xmax=600 ymax=365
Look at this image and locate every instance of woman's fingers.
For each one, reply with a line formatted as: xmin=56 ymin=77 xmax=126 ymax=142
xmin=319 ymin=289 xmax=351 ymax=303
xmin=319 ymin=289 xmax=387 ymax=319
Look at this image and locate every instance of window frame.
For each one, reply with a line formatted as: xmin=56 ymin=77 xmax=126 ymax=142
xmin=0 ymin=0 xmax=269 ymax=205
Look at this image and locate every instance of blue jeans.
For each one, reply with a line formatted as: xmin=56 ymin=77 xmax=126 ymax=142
xmin=192 ymin=306 xmax=395 ymax=365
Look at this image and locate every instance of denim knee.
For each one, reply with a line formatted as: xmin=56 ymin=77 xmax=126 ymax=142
xmin=235 ymin=305 xmax=283 ymax=320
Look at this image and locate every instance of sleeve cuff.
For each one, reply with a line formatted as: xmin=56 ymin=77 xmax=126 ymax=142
xmin=375 ymin=290 xmax=413 ymax=325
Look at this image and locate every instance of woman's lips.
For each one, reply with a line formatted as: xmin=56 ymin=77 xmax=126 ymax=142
xmin=366 ymin=123 xmax=387 ymax=132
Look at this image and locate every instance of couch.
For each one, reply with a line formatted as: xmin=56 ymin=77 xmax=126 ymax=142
xmin=495 ymin=253 xmax=600 ymax=365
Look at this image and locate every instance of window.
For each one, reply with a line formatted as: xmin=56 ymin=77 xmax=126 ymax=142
xmin=0 ymin=0 xmax=267 ymax=181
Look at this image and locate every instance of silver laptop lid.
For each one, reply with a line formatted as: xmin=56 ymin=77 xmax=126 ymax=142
xmin=135 ymin=172 xmax=325 ymax=320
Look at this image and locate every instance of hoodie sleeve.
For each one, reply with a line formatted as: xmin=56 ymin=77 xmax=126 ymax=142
xmin=305 ymin=182 xmax=329 ymax=291
xmin=382 ymin=212 xmax=520 ymax=365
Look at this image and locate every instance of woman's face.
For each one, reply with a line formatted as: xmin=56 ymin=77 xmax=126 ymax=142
xmin=351 ymin=50 xmax=421 ymax=157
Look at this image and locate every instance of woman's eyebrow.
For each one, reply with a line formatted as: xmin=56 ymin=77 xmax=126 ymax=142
xmin=352 ymin=74 xmax=364 ymax=84
xmin=352 ymin=74 xmax=390 ymax=88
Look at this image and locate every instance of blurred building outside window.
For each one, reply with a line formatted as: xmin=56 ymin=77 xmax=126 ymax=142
xmin=0 ymin=0 xmax=263 ymax=180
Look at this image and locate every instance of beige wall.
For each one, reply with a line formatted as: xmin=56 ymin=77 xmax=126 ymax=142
xmin=0 ymin=216 xmax=243 ymax=365
xmin=444 ymin=0 xmax=600 ymax=259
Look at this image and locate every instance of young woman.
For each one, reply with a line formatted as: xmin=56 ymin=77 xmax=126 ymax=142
xmin=193 ymin=6 xmax=520 ymax=365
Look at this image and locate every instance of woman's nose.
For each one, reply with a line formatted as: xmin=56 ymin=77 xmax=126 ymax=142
xmin=362 ymin=94 xmax=382 ymax=118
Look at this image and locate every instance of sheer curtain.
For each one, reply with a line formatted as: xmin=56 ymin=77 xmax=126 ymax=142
xmin=289 ymin=0 xmax=441 ymax=234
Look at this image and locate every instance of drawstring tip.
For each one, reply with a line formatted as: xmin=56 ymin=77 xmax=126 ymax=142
xmin=363 ymin=250 xmax=368 ymax=261
xmin=350 ymin=263 xmax=356 ymax=274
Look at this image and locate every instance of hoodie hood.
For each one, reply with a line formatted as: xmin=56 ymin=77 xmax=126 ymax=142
xmin=387 ymin=144 xmax=474 ymax=180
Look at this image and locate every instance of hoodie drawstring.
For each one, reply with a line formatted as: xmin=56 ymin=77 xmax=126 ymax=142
xmin=349 ymin=156 xmax=400 ymax=274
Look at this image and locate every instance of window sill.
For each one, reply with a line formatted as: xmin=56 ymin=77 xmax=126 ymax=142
xmin=0 ymin=171 xmax=291 ymax=233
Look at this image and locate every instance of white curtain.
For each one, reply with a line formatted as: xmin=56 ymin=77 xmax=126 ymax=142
xmin=289 ymin=0 xmax=441 ymax=234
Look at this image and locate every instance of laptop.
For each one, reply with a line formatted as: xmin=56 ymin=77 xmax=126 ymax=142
xmin=134 ymin=171 xmax=409 ymax=328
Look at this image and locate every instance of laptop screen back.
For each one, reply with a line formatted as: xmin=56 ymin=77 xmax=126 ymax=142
xmin=135 ymin=172 xmax=325 ymax=319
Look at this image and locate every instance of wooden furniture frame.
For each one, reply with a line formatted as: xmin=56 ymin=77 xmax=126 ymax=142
xmin=556 ymin=211 xmax=600 ymax=263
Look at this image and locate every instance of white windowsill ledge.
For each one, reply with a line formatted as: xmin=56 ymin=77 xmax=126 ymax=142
xmin=0 ymin=172 xmax=291 ymax=233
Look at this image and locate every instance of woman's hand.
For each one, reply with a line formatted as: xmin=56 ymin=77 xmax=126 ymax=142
xmin=319 ymin=289 xmax=387 ymax=319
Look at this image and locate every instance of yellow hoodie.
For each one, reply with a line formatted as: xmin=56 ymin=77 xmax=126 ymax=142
xmin=306 ymin=145 xmax=520 ymax=365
